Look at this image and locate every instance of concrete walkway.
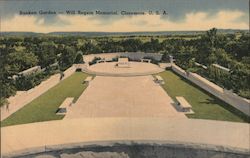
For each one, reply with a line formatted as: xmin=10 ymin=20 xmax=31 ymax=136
xmin=1 ymin=118 xmax=249 ymax=156
xmin=0 ymin=66 xmax=76 ymax=121
xmin=65 ymin=76 xmax=185 ymax=119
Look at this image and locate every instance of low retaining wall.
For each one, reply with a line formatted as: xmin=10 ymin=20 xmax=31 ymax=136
xmin=83 ymin=52 xmax=163 ymax=63
xmin=7 ymin=141 xmax=250 ymax=158
xmin=2 ymin=118 xmax=249 ymax=157
xmin=1 ymin=66 xmax=77 ymax=121
xmin=171 ymin=64 xmax=250 ymax=116
xmin=82 ymin=69 xmax=165 ymax=77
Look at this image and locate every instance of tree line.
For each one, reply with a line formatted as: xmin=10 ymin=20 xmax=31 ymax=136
xmin=0 ymin=28 xmax=249 ymax=106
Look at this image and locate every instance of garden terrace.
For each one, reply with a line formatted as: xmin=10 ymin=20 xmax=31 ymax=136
xmin=1 ymin=72 xmax=89 ymax=127
xmin=158 ymin=71 xmax=249 ymax=122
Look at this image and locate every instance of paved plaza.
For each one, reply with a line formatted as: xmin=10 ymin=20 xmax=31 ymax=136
xmin=87 ymin=62 xmax=164 ymax=76
xmin=65 ymin=75 xmax=185 ymax=119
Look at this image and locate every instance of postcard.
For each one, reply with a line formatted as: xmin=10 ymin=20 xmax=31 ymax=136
xmin=0 ymin=0 xmax=249 ymax=158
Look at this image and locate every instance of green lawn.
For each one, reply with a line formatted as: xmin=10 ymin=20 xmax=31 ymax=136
xmin=1 ymin=72 xmax=89 ymax=127
xmin=158 ymin=71 xmax=249 ymax=123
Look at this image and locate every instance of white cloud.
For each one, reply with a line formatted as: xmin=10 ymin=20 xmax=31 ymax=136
xmin=1 ymin=10 xmax=248 ymax=33
xmin=36 ymin=18 xmax=45 ymax=25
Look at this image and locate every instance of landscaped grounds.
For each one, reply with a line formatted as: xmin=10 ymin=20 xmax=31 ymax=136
xmin=158 ymin=71 xmax=249 ymax=123
xmin=1 ymin=67 xmax=249 ymax=127
xmin=1 ymin=72 xmax=89 ymax=127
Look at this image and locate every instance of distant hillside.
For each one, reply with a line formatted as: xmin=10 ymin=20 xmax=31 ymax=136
xmin=47 ymin=29 xmax=248 ymax=36
xmin=47 ymin=31 xmax=204 ymax=36
xmin=1 ymin=29 xmax=248 ymax=37
xmin=1 ymin=32 xmax=43 ymax=36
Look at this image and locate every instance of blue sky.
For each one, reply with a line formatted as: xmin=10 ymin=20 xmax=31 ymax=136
xmin=1 ymin=0 xmax=249 ymax=32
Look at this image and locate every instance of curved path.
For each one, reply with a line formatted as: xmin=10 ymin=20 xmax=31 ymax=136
xmin=82 ymin=62 xmax=165 ymax=77
xmin=1 ymin=118 xmax=249 ymax=157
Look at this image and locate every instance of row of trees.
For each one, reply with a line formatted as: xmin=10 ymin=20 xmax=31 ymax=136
xmin=0 ymin=39 xmax=84 ymax=106
xmin=170 ymin=28 xmax=249 ymax=98
xmin=79 ymin=38 xmax=162 ymax=53
xmin=0 ymin=28 xmax=249 ymax=106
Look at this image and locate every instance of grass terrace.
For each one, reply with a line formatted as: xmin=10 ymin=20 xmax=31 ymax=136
xmin=1 ymin=72 xmax=89 ymax=127
xmin=158 ymin=71 xmax=249 ymax=123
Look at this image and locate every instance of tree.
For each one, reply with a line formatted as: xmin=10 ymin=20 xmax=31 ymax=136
xmin=120 ymin=39 xmax=143 ymax=52
xmin=0 ymin=80 xmax=16 ymax=106
xmin=59 ymin=46 xmax=77 ymax=70
xmin=161 ymin=51 xmax=170 ymax=62
xmin=37 ymin=42 xmax=57 ymax=68
xmin=215 ymin=49 xmax=232 ymax=67
xmin=4 ymin=51 xmax=38 ymax=75
xmin=0 ymin=63 xmax=16 ymax=106
xmin=206 ymin=27 xmax=218 ymax=49
xmin=229 ymin=62 xmax=250 ymax=98
xmin=74 ymin=52 xmax=84 ymax=64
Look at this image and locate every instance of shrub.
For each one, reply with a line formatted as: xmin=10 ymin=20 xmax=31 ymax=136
xmin=238 ymin=89 xmax=250 ymax=99
xmin=75 ymin=68 xmax=82 ymax=72
xmin=74 ymin=53 xmax=84 ymax=64
xmin=112 ymin=57 xmax=118 ymax=62
xmin=143 ymin=56 xmax=159 ymax=64
xmin=15 ymin=69 xmax=58 ymax=91
xmin=88 ymin=57 xmax=101 ymax=66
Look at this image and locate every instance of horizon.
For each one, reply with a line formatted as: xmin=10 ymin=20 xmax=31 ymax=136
xmin=1 ymin=28 xmax=248 ymax=34
xmin=0 ymin=0 xmax=249 ymax=33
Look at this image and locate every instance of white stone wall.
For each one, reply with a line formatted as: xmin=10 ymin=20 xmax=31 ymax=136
xmin=171 ymin=64 xmax=250 ymax=116
xmin=83 ymin=52 xmax=163 ymax=63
